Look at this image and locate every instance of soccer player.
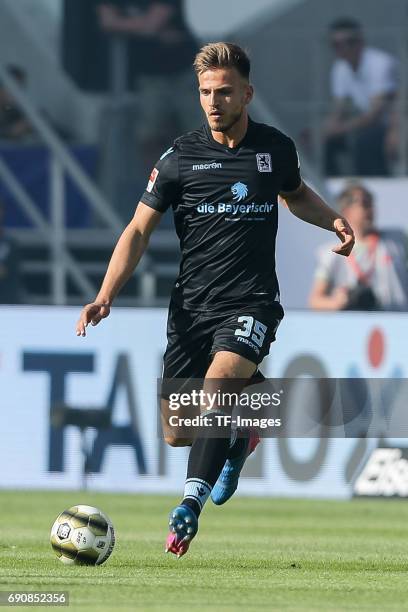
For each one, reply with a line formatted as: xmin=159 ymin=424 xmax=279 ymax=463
xmin=76 ymin=42 xmax=354 ymax=557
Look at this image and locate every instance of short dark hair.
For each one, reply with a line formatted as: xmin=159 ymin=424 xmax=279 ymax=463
xmin=329 ymin=17 xmax=362 ymax=34
xmin=194 ymin=42 xmax=250 ymax=80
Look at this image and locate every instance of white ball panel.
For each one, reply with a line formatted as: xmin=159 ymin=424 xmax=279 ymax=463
xmin=70 ymin=527 xmax=96 ymax=551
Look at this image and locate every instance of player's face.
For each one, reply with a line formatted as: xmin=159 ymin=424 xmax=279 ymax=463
xmin=198 ymin=68 xmax=253 ymax=133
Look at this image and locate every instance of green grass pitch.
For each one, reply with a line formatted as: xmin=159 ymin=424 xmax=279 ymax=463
xmin=1 ymin=490 xmax=408 ymax=611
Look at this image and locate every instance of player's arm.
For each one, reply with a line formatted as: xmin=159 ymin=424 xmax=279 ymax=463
xmin=76 ymin=203 xmax=162 ymax=337
xmin=76 ymin=144 xmax=179 ymax=336
xmin=280 ymin=181 xmax=355 ymax=257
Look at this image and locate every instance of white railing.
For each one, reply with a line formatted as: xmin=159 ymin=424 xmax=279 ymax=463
xmin=0 ymin=155 xmax=95 ymax=301
xmin=0 ymin=64 xmax=156 ymax=305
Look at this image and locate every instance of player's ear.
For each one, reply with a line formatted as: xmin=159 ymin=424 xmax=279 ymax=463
xmin=244 ymin=84 xmax=254 ymax=105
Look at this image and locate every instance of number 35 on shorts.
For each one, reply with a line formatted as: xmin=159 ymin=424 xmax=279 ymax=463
xmin=234 ymin=316 xmax=268 ymax=348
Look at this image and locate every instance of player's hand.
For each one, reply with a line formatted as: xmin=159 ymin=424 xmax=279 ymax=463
xmin=332 ymin=218 xmax=355 ymax=257
xmin=76 ymin=303 xmax=111 ymax=337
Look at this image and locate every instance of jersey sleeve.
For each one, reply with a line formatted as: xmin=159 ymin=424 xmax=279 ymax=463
xmin=280 ymin=137 xmax=301 ymax=193
xmin=140 ymin=145 xmax=181 ymax=213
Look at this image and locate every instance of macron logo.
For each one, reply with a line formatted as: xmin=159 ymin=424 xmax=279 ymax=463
xmin=192 ymin=161 xmax=222 ymax=171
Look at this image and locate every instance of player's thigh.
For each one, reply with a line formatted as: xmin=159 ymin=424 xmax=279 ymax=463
xmin=202 ymin=351 xmax=257 ymax=413
xmin=160 ymin=305 xmax=214 ymax=444
xmin=162 ymin=311 xmax=212 ymax=387
xmin=211 ymin=307 xmax=283 ymax=368
xmin=206 ymin=351 xmax=257 ymax=379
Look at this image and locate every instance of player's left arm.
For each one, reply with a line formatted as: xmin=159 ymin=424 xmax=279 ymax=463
xmin=279 ymin=138 xmax=354 ymax=256
xmin=280 ymin=181 xmax=355 ymax=257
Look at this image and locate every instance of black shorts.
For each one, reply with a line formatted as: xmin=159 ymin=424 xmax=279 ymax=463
xmin=162 ymin=301 xmax=284 ymax=386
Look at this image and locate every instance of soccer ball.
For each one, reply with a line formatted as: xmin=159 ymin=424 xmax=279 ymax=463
xmin=50 ymin=505 xmax=115 ymax=565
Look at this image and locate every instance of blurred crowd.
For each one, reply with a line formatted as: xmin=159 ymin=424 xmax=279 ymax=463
xmin=322 ymin=18 xmax=399 ymax=177
xmin=309 ymin=183 xmax=408 ymax=312
xmin=1 ymin=9 xmax=404 ymax=175
xmin=96 ymin=0 xmax=201 ymax=173
xmin=0 ymin=3 xmax=407 ymax=308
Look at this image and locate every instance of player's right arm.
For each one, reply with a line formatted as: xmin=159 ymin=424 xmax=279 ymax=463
xmin=76 ymin=203 xmax=162 ymax=337
xmin=76 ymin=144 xmax=179 ymax=337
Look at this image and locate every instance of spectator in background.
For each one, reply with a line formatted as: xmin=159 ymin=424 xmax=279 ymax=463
xmin=97 ymin=0 xmax=201 ymax=174
xmin=0 ymin=200 xmax=23 ymax=304
xmin=0 ymin=66 xmax=33 ymax=142
xmin=323 ymin=18 xmax=398 ymax=176
xmin=309 ymin=183 xmax=408 ymax=311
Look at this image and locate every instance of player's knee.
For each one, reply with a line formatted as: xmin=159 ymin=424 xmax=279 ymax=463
xmin=164 ymin=434 xmax=180 ymax=447
xmin=164 ymin=435 xmax=193 ymax=448
xmin=209 ymin=368 xmax=231 ymax=379
xmin=208 ymin=351 xmax=257 ymax=380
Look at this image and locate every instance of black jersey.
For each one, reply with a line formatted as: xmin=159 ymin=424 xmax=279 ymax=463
xmin=141 ymin=118 xmax=301 ymax=312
